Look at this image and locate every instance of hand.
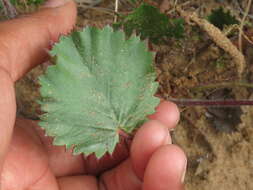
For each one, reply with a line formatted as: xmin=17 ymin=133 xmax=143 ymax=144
xmin=0 ymin=0 xmax=187 ymax=189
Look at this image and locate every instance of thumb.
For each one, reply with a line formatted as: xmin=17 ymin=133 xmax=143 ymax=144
xmin=0 ymin=0 xmax=77 ymax=81
xmin=0 ymin=0 xmax=76 ymax=181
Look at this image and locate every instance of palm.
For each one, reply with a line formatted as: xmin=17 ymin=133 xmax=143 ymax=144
xmin=3 ymin=118 xmax=127 ymax=189
xmin=2 ymin=119 xmax=51 ymax=189
xmin=2 ymin=115 xmax=184 ymax=190
xmin=3 ymin=118 xmax=114 ymax=189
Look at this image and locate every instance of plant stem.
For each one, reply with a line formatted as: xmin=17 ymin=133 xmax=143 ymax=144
xmin=176 ymin=6 xmax=245 ymax=77
xmin=167 ymin=98 xmax=253 ymax=106
xmin=238 ymin=0 xmax=252 ymax=52
xmin=118 ymin=129 xmax=133 ymax=140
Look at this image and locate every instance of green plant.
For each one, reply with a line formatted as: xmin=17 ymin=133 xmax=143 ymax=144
xmin=214 ymin=56 xmax=225 ymax=69
xmin=207 ymin=7 xmax=238 ymax=30
xmin=113 ymin=3 xmax=184 ymax=44
xmin=10 ymin=0 xmax=44 ymax=6
xmin=38 ymin=26 xmax=159 ymax=158
xmin=26 ymin=0 xmax=44 ymax=5
xmin=128 ymin=0 xmax=137 ymax=3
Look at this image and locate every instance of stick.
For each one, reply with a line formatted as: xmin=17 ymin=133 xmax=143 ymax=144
xmin=238 ymin=0 xmax=252 ymax=52
xmin=0 ymin=0 xmax=17 ymax=18
xmin=114 ymin=0 xmax=119 ymax=22
xmin=176 ymin=7 xmax=246 ymax=78
xmin=233 ymin=0 xmax=253 ymax=19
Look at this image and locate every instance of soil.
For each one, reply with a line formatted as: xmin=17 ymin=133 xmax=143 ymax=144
xmin=7 ymin=0 xmax=253 ymax=189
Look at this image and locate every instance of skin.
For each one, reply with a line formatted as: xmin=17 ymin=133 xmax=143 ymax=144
xmin=0 ymin=1 xmax=187 ymax=189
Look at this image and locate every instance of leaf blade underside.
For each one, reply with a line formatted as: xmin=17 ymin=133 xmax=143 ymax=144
xmin=39 ymin=26 xmax=159 ymax=158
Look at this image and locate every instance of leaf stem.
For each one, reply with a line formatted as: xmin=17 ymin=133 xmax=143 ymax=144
xmin=118 ymin=129 xmax=133 ymax=140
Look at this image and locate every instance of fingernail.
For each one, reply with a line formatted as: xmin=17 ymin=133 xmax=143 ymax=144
xmin=181 ymin=160 xmax=187 ymax=183
xmin=43 ymin=0 xmax=71 ymax=8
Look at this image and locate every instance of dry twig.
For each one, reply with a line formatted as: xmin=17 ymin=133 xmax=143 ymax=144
xmin=114 ymin=0 xmax=119 ymax=22
xmin=233 ymin=0 xmax=253 ymax=19
xmin=176 ymin=7 xmax=246 ymax=78
xmin=0 ymin=0 xmax=17 ymax=18
xmin=238 ymin=0 xmax=252 ymax=52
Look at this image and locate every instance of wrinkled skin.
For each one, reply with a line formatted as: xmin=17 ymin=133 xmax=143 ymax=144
xmin=0 ymin=1 xmax=187 ymax=189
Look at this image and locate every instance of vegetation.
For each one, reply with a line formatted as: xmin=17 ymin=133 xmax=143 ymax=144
xmin=113 ymin=3 xmax=185 ymax=44
xmin=207 ymin=7 xmax=239 ymax=29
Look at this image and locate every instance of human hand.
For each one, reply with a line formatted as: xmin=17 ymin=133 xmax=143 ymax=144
xmin=0 ymin=0 xmax=187 ymax=189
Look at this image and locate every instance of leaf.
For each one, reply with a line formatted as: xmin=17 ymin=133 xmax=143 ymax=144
xmin=113 ymin=3 xmax=184 ymax=44
xmin=128 ymin=0 xmax=137 ymax=3
xmin=10 ymin=0 xmax=44 ymax=6
xmin=26 ymin=0 xmax=44 ymax=5
xmin=168 ymin=18 xmax=185 ymax=39
xmin=10 ymin=0 xmax=17 ymax=5
xmin=207 ymin=7 xmax=239 ymax=30
xmin=39 ymin=26 xmax=160 ymax=158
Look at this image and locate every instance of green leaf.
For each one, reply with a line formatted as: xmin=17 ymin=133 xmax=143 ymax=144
xmin=26 ymin=0 xmax=44 ymax=5
xmin=168 ymin=18 xmax=185 ymax=39
xmin=10 ymin=0 xmax=17 ymax=5
xmin=39 ymin=26 xmax=159 ymax=158
xmin=128 ymin=0 xmax=137 ymax=3
xmin=207 ymin=7 xmax=239 ymax=30
xmin=113 ymin=3 xmax=184 ymax=44
xmin=10 ymin=0 xmax=44 ymax=6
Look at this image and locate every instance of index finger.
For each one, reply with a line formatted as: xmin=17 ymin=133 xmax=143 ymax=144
xmin=149 ymin=100 xmax=180 ymax=129
xmin=0 ymin=0 xmax=76 ymax=177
